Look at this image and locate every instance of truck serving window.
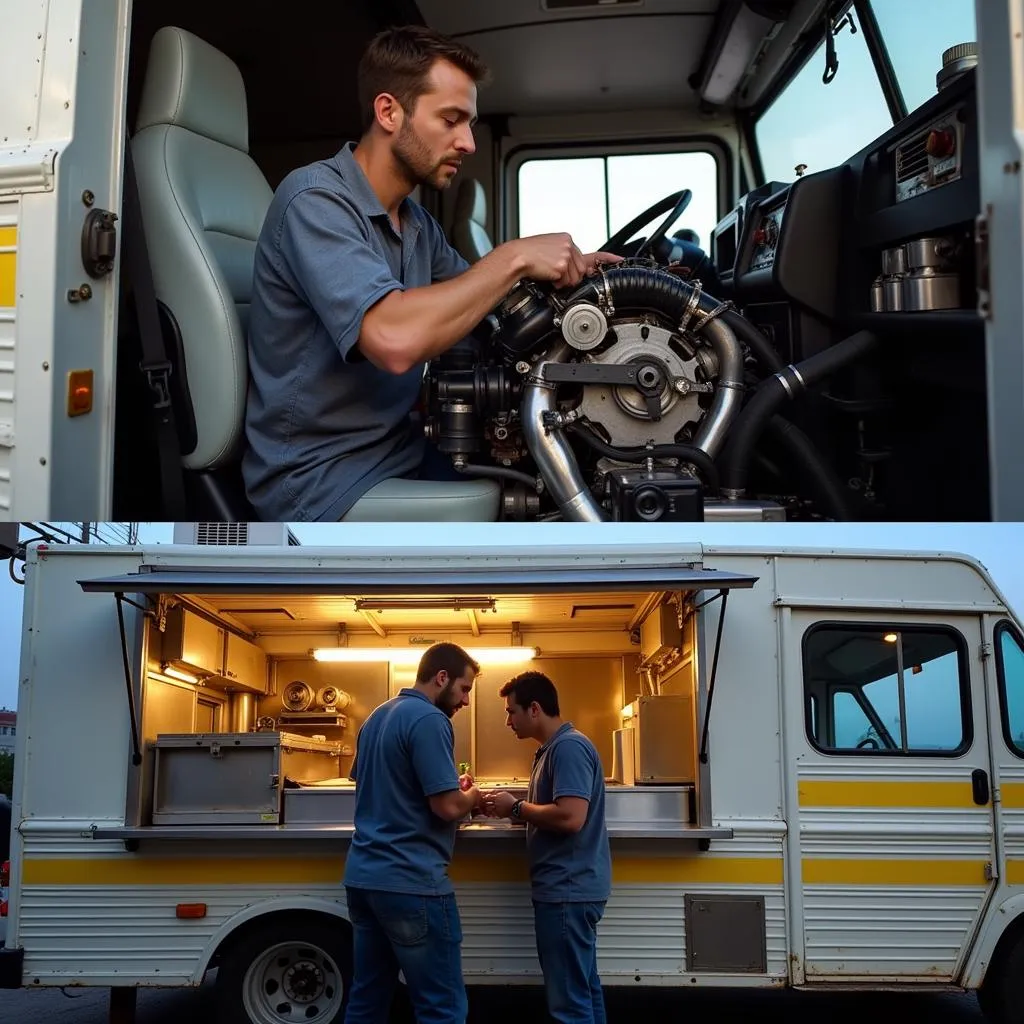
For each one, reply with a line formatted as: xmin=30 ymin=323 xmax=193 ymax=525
xmin=995 ymin=622 xmax=1024 ymax=758
xmin=516 ymin=150 xmax=720 ymax=254
xmin=802 ymin=623 xmax=971 ymax=756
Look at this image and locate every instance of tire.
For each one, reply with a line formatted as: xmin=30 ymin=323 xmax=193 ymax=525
xmin=978 ymin=927 xmax=1024 ymax=1024
xmin=215 ymin=915 xmax=352 ymax=1024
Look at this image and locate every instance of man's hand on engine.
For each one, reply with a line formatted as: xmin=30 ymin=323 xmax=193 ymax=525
xmin=582 ymin=251 xmax=624 ymax=276
xmin=504 ymin=233 xmax=589 ymax=289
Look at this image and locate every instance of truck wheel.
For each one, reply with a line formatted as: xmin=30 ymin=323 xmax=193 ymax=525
xmin=216 ymin=916 xmax=352 ymax=1024
xmin=979 ymin=927 xmax=1024 ymax=1024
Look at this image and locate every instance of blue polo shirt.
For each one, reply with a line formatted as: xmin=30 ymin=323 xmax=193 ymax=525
xmin=243 ymin=143 xmax=470 ymax=521
xmin=527 ymin=723 xmax=612 ymax=903
xmin=343 ymin=688 xmax=462 ymax=896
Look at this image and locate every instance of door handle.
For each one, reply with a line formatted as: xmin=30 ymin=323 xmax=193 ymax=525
xmin=971 ymin=768 xmax=990 ymax=805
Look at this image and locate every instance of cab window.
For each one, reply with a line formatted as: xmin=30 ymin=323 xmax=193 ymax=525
xmin=995 ymin=622 xmax=1024 ymax=757
xmin=754 ymin=7 xmax=892 ymax=183
xmin=803 ymin=623 xmax=971 ymax=755
xmin=516 ymin=150 xmax=720 ymax=255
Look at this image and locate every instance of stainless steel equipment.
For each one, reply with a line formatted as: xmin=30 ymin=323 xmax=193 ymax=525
xmin=611 ymin=727 xmax=635 ymax=785
xmin=152 ymin=731 xmax=343 ymax=825
xmin=622 ymin=694 xmax=696 ymax=784
xmin=153 ymin=732 xmax=283 ymax=824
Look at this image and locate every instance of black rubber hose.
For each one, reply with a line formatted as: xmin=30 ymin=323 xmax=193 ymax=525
xmin=566 ymin=266 xmax=725 ymax=324
xmin=764 ymin=414 xmax=853 ymax=521
xmin=455 ymin=463 xmax=541 ymax=491
xmin=567 ymin=266 xmax=784 ymax=376
xmin=566 ymin=422 xmax=720 ymax=494
xmin=721 ymin=330 xmax=878 ymax=494
xmin=721 ymin=310 xmax=785 ymax=374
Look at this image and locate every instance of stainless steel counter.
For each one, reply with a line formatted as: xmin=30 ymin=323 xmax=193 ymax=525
xmin=92 ymin=820 xmax=732 ymax=843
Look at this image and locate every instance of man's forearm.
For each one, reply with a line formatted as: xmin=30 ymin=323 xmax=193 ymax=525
xmin=517 ymin=801 xmax=577 ymax=833
xmin=362 ymin=245 xmax=527 ymax=373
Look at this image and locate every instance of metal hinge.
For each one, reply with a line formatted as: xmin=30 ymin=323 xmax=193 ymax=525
xmin=975 ymin=207 xmax=991 ymax=320
xmin=984 ymin=861 xmax=995 ymax=882
xmin=980 ymin=641 xmax=993 ymax=660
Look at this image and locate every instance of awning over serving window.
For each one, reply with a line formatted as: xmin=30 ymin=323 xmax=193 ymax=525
xmin=78 ymin=565 xmax=759 ymax=595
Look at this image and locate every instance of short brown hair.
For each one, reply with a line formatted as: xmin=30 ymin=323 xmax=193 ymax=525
xmin=416 ymin=642 xmax=480 ymax=684
xmin=357 ymin=25 xmax=490 ymax=132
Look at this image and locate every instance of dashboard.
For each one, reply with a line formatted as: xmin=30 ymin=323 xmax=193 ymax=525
xmin=709 ymin=64 xmax=978 ymax=339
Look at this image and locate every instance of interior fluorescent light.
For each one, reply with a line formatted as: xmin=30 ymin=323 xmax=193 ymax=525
xmin=312 ymin=646 xmax=538 ymax=665
xmin=701 ymin=2 xmax=774 ymax=106
xmin=353 ymin=597 xmax=495 ymax=612
xmin=883 ymin=632 xmax=899 ymax=644
xmin=163 ymin=665 xmax=200 ymax=684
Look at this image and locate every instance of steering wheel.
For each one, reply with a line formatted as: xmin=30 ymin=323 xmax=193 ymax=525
xmin=602 ymin=188 xmax=693 ymax=261
xmin=856 ymin=737 xmax=881 ymax=750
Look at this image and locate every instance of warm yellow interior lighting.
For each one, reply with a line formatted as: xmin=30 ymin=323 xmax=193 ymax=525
xmin=163 ymin=665 xmax=200 ymax=684
xmin=883 ymin=632 xmax=899 ymax=643
xmin=312 ymin=646 xmax=538 ymax=666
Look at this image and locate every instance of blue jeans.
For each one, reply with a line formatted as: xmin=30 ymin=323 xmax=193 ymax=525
xmin=533 ymin=901 xmax=608 ymax=1024
xmin=343 ymin=886 xmax=467 ymax=1024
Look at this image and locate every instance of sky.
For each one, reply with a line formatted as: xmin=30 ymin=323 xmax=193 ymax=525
xmin=1 ymin=521 xmax=1022 ymax=714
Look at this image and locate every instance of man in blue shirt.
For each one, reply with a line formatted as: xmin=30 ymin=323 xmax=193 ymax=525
xmin=484 ymin=671 xmax=612 ymax=1024
xmin=244 ymin=26 xmax=619 ymax=520
xmin=343 ymin=642 xmax=482 ymax=1024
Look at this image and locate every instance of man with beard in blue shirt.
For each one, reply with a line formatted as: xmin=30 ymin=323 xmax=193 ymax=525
xmin=343 ymin=642 xmax=482 ymax=1024
xmin=244 ymin=26 xmax=620 ymax=520
xmin=483 ymin=671 xmax=612 ymax=1024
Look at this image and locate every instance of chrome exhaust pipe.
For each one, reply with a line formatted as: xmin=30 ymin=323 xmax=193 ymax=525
xmin=693 ymin=316 xmax=744 ymax=458
xmin=521 ymin=342 xmax=607 ymax=522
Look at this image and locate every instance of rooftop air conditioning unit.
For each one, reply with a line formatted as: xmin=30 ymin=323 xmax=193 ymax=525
xmin=172 ymin=523 xmax=300 ymax=546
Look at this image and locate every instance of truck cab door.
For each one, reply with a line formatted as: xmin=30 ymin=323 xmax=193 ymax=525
xmin=780 ymin=607 xmax=998 ymax=982
xmin=0 ymin=0 xmax=130 ymax=519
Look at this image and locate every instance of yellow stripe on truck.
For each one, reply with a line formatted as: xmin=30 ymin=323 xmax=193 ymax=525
xmin=802 ymin=858 xmax=989 ymax=886
xmin=0 ymin=224 xmax=16 ymax=308
xmin=21 ymin=855 xmax=785 ymax=888
xmin=798 ymin=780 xmax=976 ymax=808
xmin=1001 ymin=782 xmax=1024 ymax=808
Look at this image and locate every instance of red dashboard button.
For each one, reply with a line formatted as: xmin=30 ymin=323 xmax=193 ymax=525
xmin=925 ymin=129 xmax=956 ymax=159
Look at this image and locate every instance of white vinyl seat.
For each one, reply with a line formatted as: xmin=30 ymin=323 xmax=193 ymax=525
xmin=451 ymin=178 xmax=494 ymax=263
xmin=131 ymin=26 xmax=499 ymax=521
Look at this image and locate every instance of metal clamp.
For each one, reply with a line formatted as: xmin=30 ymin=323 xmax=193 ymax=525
xmin=678 ymin=281 xmax=703 ymax=333
xmin=689 ymin=299 xmax=734 ymax=335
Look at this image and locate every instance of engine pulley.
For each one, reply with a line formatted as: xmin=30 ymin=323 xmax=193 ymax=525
xmin=560 ymin=302 xmax=608 ymax=351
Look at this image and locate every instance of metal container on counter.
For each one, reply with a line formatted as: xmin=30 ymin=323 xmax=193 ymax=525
xmin=152 ymin=732 xmax=283 ymax=824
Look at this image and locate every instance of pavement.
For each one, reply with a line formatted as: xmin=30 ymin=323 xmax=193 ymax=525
xmin=0 ymin=977 xmax=987 ymax=1023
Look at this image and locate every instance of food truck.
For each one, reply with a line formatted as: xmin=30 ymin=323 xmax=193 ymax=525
xmin=1 ymin=531 xmax=1023 ymax=1023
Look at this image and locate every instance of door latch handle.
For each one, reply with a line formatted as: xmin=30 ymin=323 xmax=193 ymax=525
xmin=971 ymin=768 xmax=990 ymax=805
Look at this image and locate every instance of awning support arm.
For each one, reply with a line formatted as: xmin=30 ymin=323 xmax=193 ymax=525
xmin=115 ymin=592 xmax=144 ymax=767
xmin=698 ymin=589 xmax=729 ymax=765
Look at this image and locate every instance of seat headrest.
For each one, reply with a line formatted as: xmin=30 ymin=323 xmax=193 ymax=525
xmin=135 ymin=26 xmax=249 ymax=152
xmin=454 ymin=178 xmax=487 ymax=227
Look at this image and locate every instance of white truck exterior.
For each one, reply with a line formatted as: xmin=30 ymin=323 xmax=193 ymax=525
xmin=0 ymin=534 xmax=1023 ymax=1023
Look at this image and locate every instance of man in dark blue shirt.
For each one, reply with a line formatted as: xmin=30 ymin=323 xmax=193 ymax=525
xmin=484 ymin=671 xmax=612 ymax=1024
xmin=244 ymin=25 xmax=619 ymax=520
xmin=343 ymin=643 xmax=482 ymax=1024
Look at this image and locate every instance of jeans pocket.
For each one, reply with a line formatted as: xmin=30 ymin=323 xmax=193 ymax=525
xmin=372 ymin=892 xmax=430 ymax=947
xmin=440 ymin=894 xmax=463 ymax=944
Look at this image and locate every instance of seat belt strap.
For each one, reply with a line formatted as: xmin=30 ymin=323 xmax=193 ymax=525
xmin=120 ymin=138 xmax=189 ymax=519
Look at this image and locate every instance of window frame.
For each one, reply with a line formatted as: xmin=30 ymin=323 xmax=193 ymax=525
xmin=747 ymin=0 xmax=904 ymax=186
xmin=802 ymin=619 xmax=974 ymax=758
xmin=994 ymin=619 xmax=1024 ymax=759
xmin=504 ymin=136 xmax=732 ymax=246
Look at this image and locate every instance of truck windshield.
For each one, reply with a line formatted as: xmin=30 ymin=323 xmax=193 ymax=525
xmin=869 ymin=0 xmax=978 ymax=114
xmin=754 ymin=0 xmax=978 ymax=185
xmin=754 ymin=6 xmax=892 ymax=183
